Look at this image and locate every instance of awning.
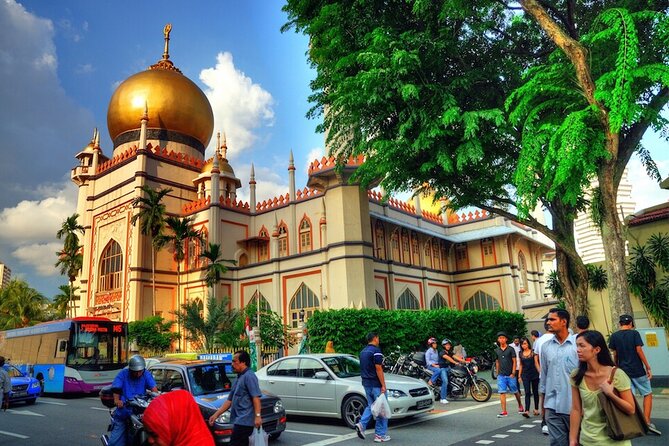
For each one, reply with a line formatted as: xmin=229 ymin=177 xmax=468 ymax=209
xmin=237 ymin=236 xmax=270 ymax=244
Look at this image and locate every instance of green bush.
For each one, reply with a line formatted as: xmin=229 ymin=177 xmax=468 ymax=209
xmin=128 ymin=316 xmax=179 ymax=354
xmin=305 ymin=308 xmax=526 ymax=356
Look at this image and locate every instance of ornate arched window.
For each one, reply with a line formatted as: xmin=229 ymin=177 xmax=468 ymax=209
xmin=98 ymin=240 xmax=123 ymax=292
xmin=440 ymin=241 xmax=449 ymax=271
xmin=193 ymin=297 xmax=204 ymax=319
xmin=374 ymin=220 xmax=386 ymax=260
xmin=187 ymin=237 xmax=201 ymax=270
xmin=397 ymin=289 xmax=420 ymax=310
xmin=299 ymin=217 xmax=312 ymax=253
xmin=375 ymin=291 xmax=386 ymax=309
xmin=518 ymin=251 xmax=528 ymax=292
xmin=424 ymin=238 xmax=433 ymax=269
xmin=481 ymin=237 xmax=496 ymax=266
xmin=411 ymin=231 xmax=420 ymax=266
xmin=430 ymin=292 xmax=448 ymax=309
xmin=248 ymin=290 xmax=271 ymax=312
xmin=278 ymin=223 xmax=288 ymax=257
xmin=432 ymin=240 xmax=441 ymax=270
xmin=258 ymin=227 xmax=269 ymax=262
xmin=401 ymin=229 xmax=411 ymax=263
xmin=463 ymin=291 xmax=501 ymax=311
xmin=289 ymin=283 xmax=320 ymax=328
xmin=390 ymin=230 xmax=400 ymax=261
xmin=455 ymin=243 xmax=469 ymax=271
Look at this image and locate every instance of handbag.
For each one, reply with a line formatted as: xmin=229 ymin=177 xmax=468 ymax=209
xmin=596 ymin=367 xmax=649 ymax=441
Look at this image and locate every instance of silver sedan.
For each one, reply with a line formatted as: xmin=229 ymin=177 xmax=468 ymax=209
xmin=256 ymin=353 xmax=434 ymax=428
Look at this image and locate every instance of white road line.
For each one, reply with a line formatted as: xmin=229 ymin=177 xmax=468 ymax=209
xmin=506 ymin=429 xmax=523 ymax=433
xmin=491 ymin=434 xmax=509 ymax=438
xmin=91 ymin=407 xmax=110 ymax=411
xmin=6 ymin=409 xmax=44 ymax=417
xmin=532 ymin=419 xmax=542 ymax=423
xmin=285 ymin=430 xmax=338 ymax=437
xmin=520 ymin=424 xmax=535 ymax=428
xmin=476 ymin=441 xmax=495 ymax=445
xmin=0 ymin=430 xmax=29 ymax=439
xmin=36 ymin=400 xmax=67 ymax=406
xmin=302 ymin=401 xmax=499 ymax=446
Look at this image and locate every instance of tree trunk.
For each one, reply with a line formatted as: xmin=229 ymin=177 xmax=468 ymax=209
xmin=68 ymin=280 xmax=73 ymax=318
xmin=597 ymin=164 xmax=633 ymax=328
xmin=177 ymin=264 xmax=182 ymax=352
xmin=151 ymin=244 xmax=156 ymax=316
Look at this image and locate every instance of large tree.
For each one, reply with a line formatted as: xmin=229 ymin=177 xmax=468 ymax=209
xmin=0 ymin=279 xmax=48 ymax=329
xmin=156 ymin=215 xmax=202 ymax=350
xmin=282 ymin=0 xmax=669 ymax=322
xmin=173 ymin=296 xmax=239 ymax=352
xmin=199 ymin=242 xmax=236 ymax=302
xmin=55 ymin=214 xmax=85 ymax=317
xmin=131 ymin=185 xmax=172 ymax=315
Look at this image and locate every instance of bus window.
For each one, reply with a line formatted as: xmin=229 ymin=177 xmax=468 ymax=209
xmin=56 ymin=339 xmax=68 ymax=358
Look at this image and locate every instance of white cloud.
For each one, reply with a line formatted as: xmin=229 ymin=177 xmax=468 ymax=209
xmin=76 ymin=63 xmax=94 ymax=74
xmin=200 ymin=52 xmax=274 ymax=157
xmin=233 ymin=163 xmax=288 ymax=205
xmin=304 ymin=147 xmax=324 ymax=174
xmin=13 ymin=242 xmax=63 ymax=276
xmin=628 ymin=156 xmax=669 ymax=212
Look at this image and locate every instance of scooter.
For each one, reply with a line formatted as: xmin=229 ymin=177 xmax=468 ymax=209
xmin=99 ymin=387 xmax=157 ymax=446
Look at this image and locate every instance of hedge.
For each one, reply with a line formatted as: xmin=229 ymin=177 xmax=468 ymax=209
xmin=305 ymin=308 xmax=526 ymax=356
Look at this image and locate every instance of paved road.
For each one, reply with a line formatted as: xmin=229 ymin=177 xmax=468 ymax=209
xmin=0 ymin=392 xmax=665 ymax=445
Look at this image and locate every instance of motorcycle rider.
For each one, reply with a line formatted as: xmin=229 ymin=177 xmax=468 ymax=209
xmin=438 ymin=339 xmax=465 ymax=404
xmin=109 ymin=355 xmax=158 ymax=446
xmin=425 ymin=338 xmax=441 ymax=387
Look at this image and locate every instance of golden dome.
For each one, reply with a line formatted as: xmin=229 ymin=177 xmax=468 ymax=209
xmin=202 ymin=153 xmax=236 ymax=176
xmin=106 ymin=26 xmax=213 ymax=151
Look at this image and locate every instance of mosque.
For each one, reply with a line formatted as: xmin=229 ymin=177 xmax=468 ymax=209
xmin=69 ymin=26 xmax=555 ymax=340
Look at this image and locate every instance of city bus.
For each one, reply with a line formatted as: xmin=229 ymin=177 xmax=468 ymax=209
xmin=0 ymin=317 xmax=128 ymax=394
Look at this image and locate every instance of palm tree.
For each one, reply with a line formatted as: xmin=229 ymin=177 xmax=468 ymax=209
xmin=55 ymin=244 xmax=83 ymax=318
xmin=156 ymin=216 xmax=202 ymax=350
xmin=57 ymin=214 xmax=84 ymax=252
xmin=586 ymin=264 xmax=609 ymax=333
xmin=51 ymin=285 xmax=76 ymax=320
xmin=0 ymin=279 xmax=48 ymax=329
xmin=131 ymin=185 xmax=172 ymax=315
xmin=173 ymin=296 xmax=239 ymax=351
xmin=199 ymin=242 xmax=236 ymax=301
xmin=628 ymin=234 xmax=669 ymax=328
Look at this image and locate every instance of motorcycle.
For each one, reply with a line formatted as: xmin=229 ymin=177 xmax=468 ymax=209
xmin=413 ymin=352 xmax=492 ymax=402
xmin=100 ymin=387 xmax=158 ymax=446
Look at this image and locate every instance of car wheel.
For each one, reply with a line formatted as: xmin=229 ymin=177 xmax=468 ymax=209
xmin=342 ymin=395 xmax=367 ymax=429
xmin=26 ymin=398 xmax=37 ymax=405
xmin=269 ymin=432 xmax=281 ymax=440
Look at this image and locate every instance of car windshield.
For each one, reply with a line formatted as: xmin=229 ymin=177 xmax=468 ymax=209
xmin=187 ymin=364 xmax=232 ymax=396
xmin=3 ymin=365 xmax=24 ymax=378
xmin=322 ymin=356 xmax=361 ymax=378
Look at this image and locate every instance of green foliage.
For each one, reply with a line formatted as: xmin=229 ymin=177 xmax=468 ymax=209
xmin=0 ymin=279 xmax=48 ymax=329
xmin=128 ymin=316 xmax=179 ymax=354
xmin=199 ymin=243 xmax=236 ymax=297
xmin=49 ymin=285 xmax=77 ymax=320
xmin=131 ymin=186 xmax=172 ymax=239
xmin=628 ymin=233 xmax=669 ymax=327
xmin=546 ymin=270 xmax=564 ymax=299
xmin=586 ymin=264 xmax=609 ymax=292
xmin=155 ymin=216 xmax=202 ymax=263
xmin=172 ymin=296 xmax=239 ymax=352
xmin=243 ymin=304 xmax=295 ymax=349
xmin=305 ymin=308 xmax=525 ymax=357
xmin=56 ymin=213 xmax=84 ymax=253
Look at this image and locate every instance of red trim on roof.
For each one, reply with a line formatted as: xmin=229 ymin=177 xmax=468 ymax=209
xmin=629 ymin=206 xmax=669 ymax=226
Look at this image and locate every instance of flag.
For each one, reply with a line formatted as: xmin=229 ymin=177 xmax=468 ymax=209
xmin=245 ymin=316 xmax=258 ymax=371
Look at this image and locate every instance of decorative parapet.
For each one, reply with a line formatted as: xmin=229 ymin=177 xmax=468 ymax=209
xmin=256 ymin=193 xmax=290 ymax=212
xmin=308 ymin=154 xmax=365 ymax=175
xmin=447 ymin=209 xmax=490 ymax=225
xmin=182 ymin=196 xmax=211 ymax=214
xmin=220 ymin=196 xmax=251 ymax=213
xmin=295 ymin=187 xmax=323 ymax=201
xmin=368 ymin=190 xmax=383 ymax=202
xmin=422 ymin=210 xmax=443 ymax=224
xmin=388 ymin=196 xmax=415 ymax=214
xmin=97 ymin=145 xmax=138 ymax=174
xmin=147 ymin=143 xmax=204 ymax=169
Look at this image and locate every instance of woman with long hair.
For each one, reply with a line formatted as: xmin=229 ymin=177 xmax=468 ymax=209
xmin=143 ymin=389 xmax=214 ymax=446
xmin=518 ymin=337 xmax=540 ymax=417
xmin=569 ymin=330 xmax=636 ymax=446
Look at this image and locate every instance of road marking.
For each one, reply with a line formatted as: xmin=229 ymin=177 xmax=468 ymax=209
xmin=0 ymin=430 xmax=29 ymax=439
xmin=532 ymin=419 xmax=542 ymax=423
xmin=302 ymin=401 xmax=499 ymax=446
xmin=506 ymin=429 xmax=523 ymax=433
xmin=36 ymin=400 xmax=67 ymax=406
xmin=91 ymin=407 xmax=110 ymax=411
xmin=6 ymin=409 xmax=44 ymax=417
xmin=491 ymin=434 xmax=509 ymax=438
xmin=476 ymin=441 xmax=495 ymax=445
xmin=520 ymin=424 xmax=535 ymax=428
xmin=285 ymin=430 xmax=338 ymax=437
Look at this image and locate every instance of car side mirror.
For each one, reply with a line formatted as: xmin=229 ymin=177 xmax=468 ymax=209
xmin=314 ymin=371 xmax=330 ymax=380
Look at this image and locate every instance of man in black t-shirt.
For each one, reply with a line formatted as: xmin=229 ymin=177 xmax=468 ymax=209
xmin=608 ymin=314 xmax=660 ymax=435
xmin=494 ymin=332 xmax=523 ymax=417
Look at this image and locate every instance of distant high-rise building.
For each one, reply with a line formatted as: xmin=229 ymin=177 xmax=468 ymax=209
xmin=574 ymin=169 xmax=635 ymax=264
xmin=0 ymin=261 xmax=11 ymax=288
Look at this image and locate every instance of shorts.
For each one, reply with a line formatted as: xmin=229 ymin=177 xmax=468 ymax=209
xmin=630 ymin=375 xmax=652 ymax=396
xmin=497 ymin=374 xmax=518 ymax=394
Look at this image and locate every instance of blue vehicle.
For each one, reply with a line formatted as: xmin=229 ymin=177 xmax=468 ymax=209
xmin=3 ymin=363 xmax=41 ymax=405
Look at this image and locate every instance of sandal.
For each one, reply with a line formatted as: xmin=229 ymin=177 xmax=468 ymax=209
xmin=522 ymin=411 xmax=530 ymax=418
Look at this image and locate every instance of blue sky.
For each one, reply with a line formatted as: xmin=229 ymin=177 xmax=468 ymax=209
xmin=0 ymin=0 xmax=667 ymax=300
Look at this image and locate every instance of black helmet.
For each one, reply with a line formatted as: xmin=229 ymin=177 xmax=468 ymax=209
xmin=128 ymin=355 xmax=146 ymax=372
xmin=427 ymin=337 xmax=437 ymax=346
xmin=441 ymin=338 xmax=452 ymax=346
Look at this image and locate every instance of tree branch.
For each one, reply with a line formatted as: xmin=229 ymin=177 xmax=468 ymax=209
xmin=537 ymin=0 xmax=577 ymax=38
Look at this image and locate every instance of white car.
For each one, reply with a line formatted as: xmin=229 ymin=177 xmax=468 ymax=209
xmin=256 ymin=353 xmax=434 ymax=428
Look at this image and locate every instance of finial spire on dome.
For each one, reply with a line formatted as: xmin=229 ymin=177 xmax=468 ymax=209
xmin=216 ymin=132 xmax=221 ymax=156
xmin=149 ymin=24 xmax=181 ymax=73
xmin=250 ymin=163 xmax=255 ymax=180
xmin=94 ymin=128 xmax=100 ymax=148
xmin=162 ymin=24 xmax=172 ymax=60
xmin=221 ymin=132 xmax=228 ymax=159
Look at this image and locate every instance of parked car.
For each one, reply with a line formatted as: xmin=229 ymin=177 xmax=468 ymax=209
xmin=146 ymin=359 xmax=286 ymax=443
xmin=2 ymin=364 xmax=41 ymax=405
xmin=256 ymin=354 xmax=434 ymax=428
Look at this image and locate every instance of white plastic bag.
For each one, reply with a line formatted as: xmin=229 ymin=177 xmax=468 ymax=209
xmin=249 ymin=426 xmax=268 ymax=446
xmin=370 ymin=393 xmax=391 ymax=419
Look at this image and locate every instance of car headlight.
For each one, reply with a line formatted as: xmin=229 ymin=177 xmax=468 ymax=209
xmin=30 ymin=381 xmax=41 ymax=389
xmin=387 ymin=389 xmax=407 ymax=399
xmin=274 ymin=400 xmax=284 ymax=413
xmin=216 ymin=410 xmax=231 ymax=424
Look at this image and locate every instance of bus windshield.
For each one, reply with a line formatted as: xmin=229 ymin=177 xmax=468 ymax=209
xmin=68 ymin=321 xmax=127 ymax=370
